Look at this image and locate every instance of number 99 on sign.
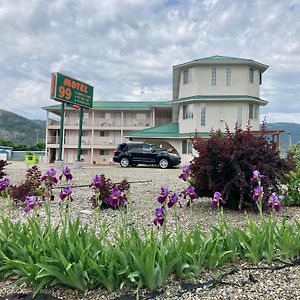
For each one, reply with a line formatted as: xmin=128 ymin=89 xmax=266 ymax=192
xmin=58 ymin=86 xmax=72 ymax=100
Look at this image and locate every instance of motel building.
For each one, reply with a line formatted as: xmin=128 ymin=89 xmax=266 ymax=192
xmin=43 ymin=55 xmax=269 ymax=165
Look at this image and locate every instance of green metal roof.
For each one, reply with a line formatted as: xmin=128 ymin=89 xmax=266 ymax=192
xmin=175 ymin=95 xmax=268 ymax=105
xmin=173 ymin=55 xmax=269 ymax=72
xmin=195 ymin=55 xmax=256 ymax=63
xmin=125 ymin=122 xmax=211 ymax=139
xmin=43 ymin=100 xmax=172 ymax=111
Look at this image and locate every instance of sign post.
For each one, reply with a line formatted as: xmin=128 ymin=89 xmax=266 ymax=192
xmin=77 ymin=107 xmax=84 ymax=162
xmin=58 ymin=102 xmax=65 ymax=162
xmin=50 ymin=73 xmax=93 ymax=168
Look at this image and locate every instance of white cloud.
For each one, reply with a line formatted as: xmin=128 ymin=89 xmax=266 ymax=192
xmin=262 ymin=113 xmax=300 ymax=124
xmin=0 ymin=0 xmax=299 ymax=121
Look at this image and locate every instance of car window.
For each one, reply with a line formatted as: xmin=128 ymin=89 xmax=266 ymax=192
xmin=143 ymin=144 xmax=152 ymax=152
xmin=129 ymin=144 xmax=143 ymax=152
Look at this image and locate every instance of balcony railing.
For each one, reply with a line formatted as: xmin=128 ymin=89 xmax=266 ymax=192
xmin=65 ymin=120 xmax=93 ymax=126
xmin=124 ymin=119 xmax=152 ymax=127
xmin=93 ymin=138 xmax=115 ymax=145
xmin=94 ymin=119 xmax=115 ymax=127
xmin=48 ymin=119 xmax=60 ymax=126
xmin=47 ymin=136 xmax=59 ymax=144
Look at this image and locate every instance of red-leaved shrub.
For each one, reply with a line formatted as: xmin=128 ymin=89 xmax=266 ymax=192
xmin=190 ymin=125 xmax=294 ymax=210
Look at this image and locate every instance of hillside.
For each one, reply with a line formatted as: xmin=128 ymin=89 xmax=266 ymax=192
xmin=267 ymin=122 xmax=300 ymax=145
xmin=0 ymin=109 xmax=46 ymax=145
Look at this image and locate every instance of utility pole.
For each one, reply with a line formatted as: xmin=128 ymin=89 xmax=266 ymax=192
xmin=35 ymin=129 xmax=39 ymax=144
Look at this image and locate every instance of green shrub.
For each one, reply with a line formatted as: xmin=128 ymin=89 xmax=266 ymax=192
xmin=282 ymin=144 xmax=300 ymax=206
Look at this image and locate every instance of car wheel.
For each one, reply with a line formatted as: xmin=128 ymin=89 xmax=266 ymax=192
xmin=159 ymin=158 xmax=169 ymax=169
xmin=120 ymin=157 xmax=130 ymax=167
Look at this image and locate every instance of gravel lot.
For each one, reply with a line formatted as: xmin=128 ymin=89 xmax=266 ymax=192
xmin=1 ymin=162 xmax=300 ymax=300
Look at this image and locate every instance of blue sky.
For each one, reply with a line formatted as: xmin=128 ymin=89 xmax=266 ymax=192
xmin=0 ymin=0 xmax=299 ymax=123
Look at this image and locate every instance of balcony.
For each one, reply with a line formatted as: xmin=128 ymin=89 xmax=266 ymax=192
xmin=94 ymin=119 xmax=115 ymax=127
xmin=124 ymin=119 xmax=152 ymax=127
xmin=93 ymin=138 xmax=116 ymax=146
xmin=65 ymin=120 xmax=93 ymax=127
xmin=47 ymin=136 xmax=59 ymax=145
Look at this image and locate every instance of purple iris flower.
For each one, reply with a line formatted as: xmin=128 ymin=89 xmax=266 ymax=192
xmin=41 ymin=168 xmax=58 ymax=184
xmin=157 ymin=187 xmax=169 ymax=204
xmin=211 ymin=191 xmax=224 ymax=208
xmin=167 ymin=192 xmax=179 ymax=208
xmin=179 ymin=165 xmax=193 ymax=181
xmin=153 ymin=207 xmax=165 ymax=226
xmin=108 ymin=187 xmax=127 ymax=207
xmin=24 ymin=196 xmax=42 ymax=213
xmin=59 ymin=186 xmax=73 ymax=201
xmin=185 ymin=185 xmax=197 ymax=200
xmin=0 ymin=178 xmax=10 ymax=192
xmin=59 ymin=166 xmax=73 ymax=181
xmin=269 ymin=194 xmax=281 ymax=212
xmin=252 ymin=186 xmax=263 ymax=202
xmin=91 ymin=175 xmax=106 ymax=190
xmin=252 ymin=170 xmax=260 ymax=180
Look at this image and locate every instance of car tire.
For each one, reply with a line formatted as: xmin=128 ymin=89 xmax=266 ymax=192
xmin=159 ymin=158 xmax=169 ymax=169
xmin=120 ymin=157 xmax=130 ymax=168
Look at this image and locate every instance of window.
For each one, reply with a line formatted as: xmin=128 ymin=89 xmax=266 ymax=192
xmin=81 ymin=131 xmax=88 ymax=136
xmin=259 ymin=71 xmax=262 ymax=85
xmin=249 ymin=68 xmax=254 ymax=83
xmin=249 ymin=104 xmax=258 ymax=120
xmin=129 ymin=144 xmax=143 ymax=152
xmin=183 ymin=104 xmax=193 ymax=119
xmin=226 ymin=66 xmax=231 ymax=86
xmin=200 ymin=104 xmax=206 ymax=126
xmin=211 ymin=66 xmax=216 ymax=85
xmin=237 ymin=104 xmax=243 ymax=126
xmin=84 ymin=112 xmax=89 ymax=119
xmin=80 ymin=149 xmax=88 ymax=155
xmin=183 ymin=69 xmax=190 ymax=84
xmin=143 ymin=144 xmax=152 ymax=152
xmin=100 ymin=131 xmax=109 ymax=137
xmin=182 ymin=140 xmax=193 ymax=154
xmin=100 ymin=112 xmax=111 ymax=119
xmin=100 ymin=149 xmax=109 ymax=155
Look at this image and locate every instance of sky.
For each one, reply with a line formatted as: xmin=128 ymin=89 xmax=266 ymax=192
xmin=0 ymin=0 xmax=299 ymax=123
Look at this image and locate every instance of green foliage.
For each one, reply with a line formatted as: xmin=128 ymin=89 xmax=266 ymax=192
xmin=0 ymin=140 xmax=14 ymax=147
xmin=0 ymin=212 xmax=299 ymax=295
xmin=282 ymin=144 xmax=300 ymax=206
xmin=0 ymin=140 xmax=45 ymax=151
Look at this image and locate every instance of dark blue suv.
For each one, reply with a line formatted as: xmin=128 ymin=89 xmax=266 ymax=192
xmin=113 ymin=142 xmax=181 ymax=169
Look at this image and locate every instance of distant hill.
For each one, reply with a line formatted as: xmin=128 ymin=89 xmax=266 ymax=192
xmin=0 ymin=109 xmax=46 ymax=145
xmin=267 ymin=122 xmax=300 ymax=144
xmin=267 ymin=122 xmax=300 ymax=154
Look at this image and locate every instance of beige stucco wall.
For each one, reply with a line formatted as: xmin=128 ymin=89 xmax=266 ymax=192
xmin=179 ymin=101 xmax=260 ymax=133
xmin=178 ymin=65 xmax=261 ymax=99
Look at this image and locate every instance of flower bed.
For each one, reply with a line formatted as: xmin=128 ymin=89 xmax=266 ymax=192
xmin=0 ymin=162 xmax=300 ymax=299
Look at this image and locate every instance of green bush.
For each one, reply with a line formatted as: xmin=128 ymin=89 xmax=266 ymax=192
xmin=282 ymin=144 xmax=300 ymax=206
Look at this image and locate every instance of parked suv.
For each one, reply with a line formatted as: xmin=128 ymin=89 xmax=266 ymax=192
xmin=113 ymin=142 xmax=181 ymax=169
